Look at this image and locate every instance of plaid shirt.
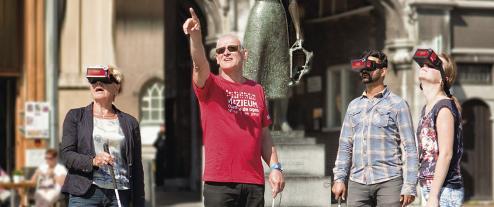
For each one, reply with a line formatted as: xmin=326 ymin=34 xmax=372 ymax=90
xmin=333 ymin=87 xmax=419 ymax=195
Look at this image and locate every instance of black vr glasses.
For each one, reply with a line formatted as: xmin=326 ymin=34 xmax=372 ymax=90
xmin=413 ymin=48 xmax=451 ymax=96
xmin=86 ymin=66 xmax=118 ymax=84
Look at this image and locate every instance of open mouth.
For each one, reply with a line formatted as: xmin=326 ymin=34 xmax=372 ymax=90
xmin=223 ymin=57 xmax=233 ymax=62
xmin=95 ymin=87 xmax=104 ymax=92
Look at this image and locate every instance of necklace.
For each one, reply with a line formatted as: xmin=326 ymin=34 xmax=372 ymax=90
xmin=93 ymin=110 xmax=116 ymax=119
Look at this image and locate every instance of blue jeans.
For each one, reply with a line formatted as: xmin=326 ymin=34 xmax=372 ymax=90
xmin=421 ymin=186 xmax=464 ymax=207
xmin=68 ymin=185 xmax=130 ymax=207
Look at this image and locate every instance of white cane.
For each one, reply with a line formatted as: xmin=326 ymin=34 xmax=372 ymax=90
xmin=104 ymin=143 xmax=122 ymax=207
xmin=271 ymin=192 xmax=282 ymax=207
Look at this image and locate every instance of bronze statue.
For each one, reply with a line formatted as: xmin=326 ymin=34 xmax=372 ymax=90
xmin=243 ymin=0 xmax=312 ymax=131
xmin=243 ymin=0 xmax=290 ymax=99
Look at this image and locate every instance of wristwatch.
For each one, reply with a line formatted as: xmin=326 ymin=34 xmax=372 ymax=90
xmin=271 ymin=163 xmax=283 ymax=172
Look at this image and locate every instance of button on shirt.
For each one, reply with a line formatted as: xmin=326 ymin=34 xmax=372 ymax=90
xmin=333 ymin=87 xmax=419 ymax=195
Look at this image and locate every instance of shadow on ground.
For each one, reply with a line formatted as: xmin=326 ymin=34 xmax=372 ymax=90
xmin=155 ymin=189 xmax=202 ymax=207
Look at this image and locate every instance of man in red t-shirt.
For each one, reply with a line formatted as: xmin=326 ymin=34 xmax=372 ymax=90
xmin=183 ymin=7 xmax=285 ymax=207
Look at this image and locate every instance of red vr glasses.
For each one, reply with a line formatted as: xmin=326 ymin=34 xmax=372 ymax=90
xmin=413 ymin=48 xmax=451 ymax=96
xmin=351 ymin=57 xmax=385 ymax=72
xmin=413 ymin=48 xmax=442 ymax=69
xmin=86 ymin=66 xmax=118 ymax=84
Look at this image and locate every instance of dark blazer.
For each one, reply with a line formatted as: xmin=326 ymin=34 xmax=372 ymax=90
xmin=60 ymin=103 xmax=145 ymax=206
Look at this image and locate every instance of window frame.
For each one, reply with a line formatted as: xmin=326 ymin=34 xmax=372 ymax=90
xmin=140 ymin=81 xmax=165 ymax=125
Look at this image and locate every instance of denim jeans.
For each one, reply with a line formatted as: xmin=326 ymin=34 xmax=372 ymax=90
xmin=421 ymin=186 xmax=464 ymax=207
xmin=68 ymin=185 xmax=130 ymax=207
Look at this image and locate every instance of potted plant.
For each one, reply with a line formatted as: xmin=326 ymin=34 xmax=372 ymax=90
xmin=12 ymin=169 xmax=24 ymax=183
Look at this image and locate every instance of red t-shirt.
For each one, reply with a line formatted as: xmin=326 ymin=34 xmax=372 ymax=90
xmin=193 ymin=73 xmax=272 ymax=185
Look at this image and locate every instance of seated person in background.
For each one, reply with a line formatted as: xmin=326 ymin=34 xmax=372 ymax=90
xmin=30 ymin=149 xmax=67 ymax=207
xmin=0 ymin=165 xmax=11 ymax=206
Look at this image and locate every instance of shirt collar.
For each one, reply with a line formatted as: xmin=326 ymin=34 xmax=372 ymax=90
xmin=361 ymin=86 xmax=389 ymax=99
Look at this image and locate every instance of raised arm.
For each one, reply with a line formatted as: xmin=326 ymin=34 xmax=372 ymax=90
xmin=183 ymin=8 xmax=210 ymax=87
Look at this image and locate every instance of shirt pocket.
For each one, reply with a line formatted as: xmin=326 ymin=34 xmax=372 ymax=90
xmin=349 ymin=109 xmax=363 ymax=130
xmin=373 ymin=107 xmax=390 ymax=127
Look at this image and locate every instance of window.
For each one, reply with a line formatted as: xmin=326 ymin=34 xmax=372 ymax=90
xmin=456 ymin=63 xmax=492 ymax=85
xmin=140 ymin=81 xmax=164 ymax=124
xmin=325 ymin=65 xmax=364 ymax=129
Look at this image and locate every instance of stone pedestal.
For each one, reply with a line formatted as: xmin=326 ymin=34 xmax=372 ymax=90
xmin=264 ymin=131 xmax=331 ymax=206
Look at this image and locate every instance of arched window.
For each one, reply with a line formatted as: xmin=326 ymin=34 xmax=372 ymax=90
xmin=140 ymin=81 xmax=164 ymax=125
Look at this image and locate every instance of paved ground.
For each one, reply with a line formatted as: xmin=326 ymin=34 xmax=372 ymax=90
xmin=153 ymin=189 xmax=494 ymax=207
xmin=464 ymin=202 xmax=494 ymax=207
xmin=155 ymin=190 xmax=202 ymax=207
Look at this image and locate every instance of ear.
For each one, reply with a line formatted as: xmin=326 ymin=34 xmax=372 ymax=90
xmin=381 ymin=67 xmax=387 ymax=77
xmin=242 ymin=49 xmax=248 ymax=61
xmin=215 ymin=54 xmax=221 ymax=64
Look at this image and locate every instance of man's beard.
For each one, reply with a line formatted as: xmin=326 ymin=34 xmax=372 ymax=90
xmin=360 ymin=71 xmax=375 ymax=84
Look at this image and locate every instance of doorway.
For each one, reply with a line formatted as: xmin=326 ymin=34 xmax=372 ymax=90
xmin=163 ymin=0 xmax=207 ymax=191
xmin=462 ymin=99 xmax=492 ymax=200
xmin=0 ymin=78 xmax=16 ymax=174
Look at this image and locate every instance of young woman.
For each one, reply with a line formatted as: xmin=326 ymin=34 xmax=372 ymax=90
xmin=416 ymin=52 xmax=464 ymax=207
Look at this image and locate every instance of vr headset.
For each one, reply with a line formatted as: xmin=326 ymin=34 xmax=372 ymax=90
xmin=412 ymin=48 xmax=451 ymax=96
xmin=413 ymin=48 xmax=442 ymax=69
xmin=351 ymin=55 xmax=386 ymax=72
xmin=86 ymin=66 xmax=118 ymax=84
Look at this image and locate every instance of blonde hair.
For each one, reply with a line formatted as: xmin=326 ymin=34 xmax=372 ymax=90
xmin=108 ymin=65 xmax=124 ymax=84
xmin=440 ymin=53 xmax=461 ymax=112
xmin=440 ymin=53 xmax=457 ymax=88
xmin=108 ymin=65 xmax=123 ymax=94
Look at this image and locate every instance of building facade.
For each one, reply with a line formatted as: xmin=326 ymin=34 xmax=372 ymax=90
xmin=1 ymin=0 xmax=494 ymax=203
xmin=58 ymin=0 xmax=166 ymax=147
xmin=1 ymin=0 xmax=49 ymax=174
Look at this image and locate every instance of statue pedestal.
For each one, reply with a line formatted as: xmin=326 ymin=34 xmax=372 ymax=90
xmin=264 ymin=130 xmax=331 ymax=206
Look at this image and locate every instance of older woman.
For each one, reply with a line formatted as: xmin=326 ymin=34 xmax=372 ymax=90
xmin=60 ymin=66 xmax=144 ymax=207
xmin=415 ymin=50 xmax=464 ymax=207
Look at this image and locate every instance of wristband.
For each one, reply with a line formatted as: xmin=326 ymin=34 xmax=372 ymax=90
xmin=271 ymin=163 xmax=283 ymax=172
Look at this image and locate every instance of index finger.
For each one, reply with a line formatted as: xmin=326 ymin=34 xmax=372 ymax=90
xmin=189 ymin=8 xmax=198 ymax=19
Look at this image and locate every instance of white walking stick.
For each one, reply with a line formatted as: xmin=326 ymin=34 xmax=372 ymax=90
xmin=104 ymin=143 xmax=122 ymax=207
xmin=271 ymin=192 xmax=282 ymax=207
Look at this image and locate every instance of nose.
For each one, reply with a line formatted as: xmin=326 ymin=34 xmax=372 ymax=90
xmin=223 ymin=49 xmax=231 ymax=56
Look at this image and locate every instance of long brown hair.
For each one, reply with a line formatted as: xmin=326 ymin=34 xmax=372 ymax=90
xmin=440 ymin=53 xmax=462 ymax=112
